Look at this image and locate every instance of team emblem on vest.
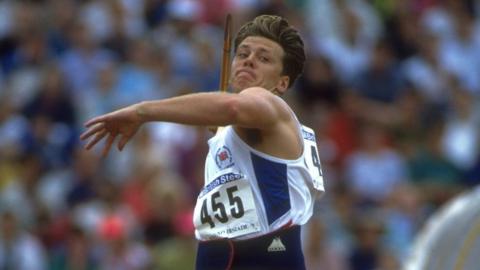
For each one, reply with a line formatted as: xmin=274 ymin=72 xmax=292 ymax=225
xmin=215 ymin=146 xmax=234 ymax=169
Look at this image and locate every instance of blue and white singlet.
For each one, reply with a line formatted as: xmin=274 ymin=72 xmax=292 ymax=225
xmin=193 ymin=122 xmax=325 ymax=241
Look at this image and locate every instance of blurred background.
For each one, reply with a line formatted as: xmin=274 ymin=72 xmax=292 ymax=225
xmin=0 ymin=0 xmax=479 ymax=269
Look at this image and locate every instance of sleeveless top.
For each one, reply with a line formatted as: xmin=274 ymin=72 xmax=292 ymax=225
xmin=193 ymin=120 xmax=325 ymax=241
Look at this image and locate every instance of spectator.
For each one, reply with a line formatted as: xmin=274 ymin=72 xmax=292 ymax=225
xmin=0 ymin=211 xmax=47 ymax=270
xmin=345 ymin=122 xmax=408 ymax=204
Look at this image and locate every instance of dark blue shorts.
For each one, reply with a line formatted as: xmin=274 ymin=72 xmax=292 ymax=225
xmin=195 ymin=225 xmax=306 ymax=270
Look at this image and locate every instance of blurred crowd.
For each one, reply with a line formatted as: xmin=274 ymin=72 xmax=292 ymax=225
xmin=0 ymin=0 xmax=479 ymax=269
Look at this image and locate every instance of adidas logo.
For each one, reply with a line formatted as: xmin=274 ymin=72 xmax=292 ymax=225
xmin=267 ymin=237 xmax=286 ymax=252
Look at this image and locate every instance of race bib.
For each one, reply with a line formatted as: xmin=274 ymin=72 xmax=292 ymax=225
xmin=302 ymin=126 xmax=324 ymax=191
xmin=193 ymin=171 xmax=261 ymax=239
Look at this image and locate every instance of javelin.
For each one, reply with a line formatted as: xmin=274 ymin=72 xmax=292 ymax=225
xmin=213 ymin=14 xmax=232 ymax=133
xmin=219 ymin=13 xmax=232 ymax=92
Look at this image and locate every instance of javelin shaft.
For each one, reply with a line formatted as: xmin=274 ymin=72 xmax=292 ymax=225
xmin=212 ymin=14 xmax=232 ymax=133
xmin=219 ymin=14 xmax=232 ymax=92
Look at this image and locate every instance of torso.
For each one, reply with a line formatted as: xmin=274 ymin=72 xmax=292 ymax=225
xmin=193 ymin=118 xmax=325 ymax=241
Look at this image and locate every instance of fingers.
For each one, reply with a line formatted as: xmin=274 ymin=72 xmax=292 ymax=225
xmin=117 ymin=134 xmax=131 ymax=151
xmin=84 ymin=129 xmax=107 ymax=150
xmin=80 ymin=123 xmax=105 ymax=141
xmin=84 ymin=114 xmax=110 ymax=128
xmin=102 ymin=133 xmax=117 ymax=157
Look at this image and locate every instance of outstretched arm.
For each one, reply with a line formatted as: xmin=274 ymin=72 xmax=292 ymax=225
xmin=80 ymin=87 xmax=290 ymax=156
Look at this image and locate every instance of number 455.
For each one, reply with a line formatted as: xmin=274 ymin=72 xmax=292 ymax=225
xmin=200 ymin=186 xmax=245 ymax=228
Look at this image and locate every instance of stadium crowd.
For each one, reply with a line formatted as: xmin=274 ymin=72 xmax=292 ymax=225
xmin=0 ymin=0 xmax=479 ymax=269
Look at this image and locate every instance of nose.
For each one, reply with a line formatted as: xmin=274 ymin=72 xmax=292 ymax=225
xmin=242 ymin=54 xmax=255 ymax=68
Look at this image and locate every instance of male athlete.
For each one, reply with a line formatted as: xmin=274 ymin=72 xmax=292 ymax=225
xmin=81 ymin=15 xmax=325 ymax=270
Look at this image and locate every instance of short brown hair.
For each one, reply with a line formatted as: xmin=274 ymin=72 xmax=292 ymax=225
xmin=234 ymin=15 xmax=306 ymax=88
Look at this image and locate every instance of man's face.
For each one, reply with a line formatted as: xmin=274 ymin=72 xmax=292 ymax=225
xmin=230 ymin=36 xmax=289 ymax=93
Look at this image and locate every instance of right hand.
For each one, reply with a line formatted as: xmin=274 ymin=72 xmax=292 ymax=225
xmin=80 ymin=104 xmax=144 ymax=157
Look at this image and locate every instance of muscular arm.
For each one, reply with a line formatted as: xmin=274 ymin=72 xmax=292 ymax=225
xmin=81 ymin=87 xmax=292 ymax=156
xmin=136 ymin=87 xmax=289 ymax=129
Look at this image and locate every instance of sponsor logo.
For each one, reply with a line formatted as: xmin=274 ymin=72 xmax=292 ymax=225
xmin=215 ymin=146 xmax=234 ymax=169
xmin=199 ymin=172 xmax=243 ymax=197
xmin=267 ymin=237 xmax=286 ymax=252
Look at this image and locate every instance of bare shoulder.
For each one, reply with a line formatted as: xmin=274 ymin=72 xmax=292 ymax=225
xmin=235 ymin=88 xmax=301 ymax=159
xmin=238 ymin=87 xmax=293 ymax=122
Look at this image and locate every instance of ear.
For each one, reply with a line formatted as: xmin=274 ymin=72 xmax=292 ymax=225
xmin=275 ymin=75 xmax=290 ymax=95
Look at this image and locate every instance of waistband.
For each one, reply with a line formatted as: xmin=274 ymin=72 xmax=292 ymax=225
xmin=199 ymin=224 xmax=299 ymax=246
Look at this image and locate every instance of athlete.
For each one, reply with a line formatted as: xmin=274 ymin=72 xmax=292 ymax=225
xmin=81 ymin=15 xmax=325 ymax=270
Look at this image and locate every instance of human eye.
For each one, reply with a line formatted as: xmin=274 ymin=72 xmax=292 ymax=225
xmin=259 ymin=55 xmax=270 ymax=63
xmin=236 ymin=51 xmax=248 ymax=58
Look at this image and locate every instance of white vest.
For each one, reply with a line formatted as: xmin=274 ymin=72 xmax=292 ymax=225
xmin=193 ymin=123 xmax=324 ymax=241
